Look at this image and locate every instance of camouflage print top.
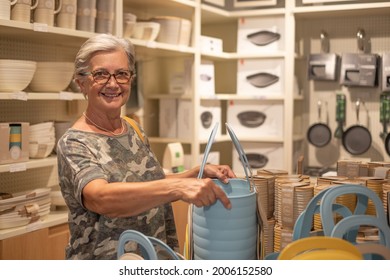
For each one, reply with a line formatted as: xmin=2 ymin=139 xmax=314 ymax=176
xmin=56 ymin=121 xmax=178 ymax=260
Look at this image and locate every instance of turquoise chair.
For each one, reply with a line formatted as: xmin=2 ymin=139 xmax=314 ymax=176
xmin=264 ymin=186 xmax=352 ymax=260
xmin=320 ymin=184 xmax=387 ymax=242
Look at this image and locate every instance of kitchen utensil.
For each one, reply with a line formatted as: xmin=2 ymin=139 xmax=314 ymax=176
xmin=237 ymin=110 xmax=266 ymax=128
xmin=246 ymin=30 xmax=280 ymax=46
xmin=117 ymin=230 xmax=181 ymax=260
xmin=192 ymin=122 xmax=257 ymax=260
xmin=307 ymin=100 xmax=332 ymax=147
xmin=342 ymin=99 xmax=372 ymax=155
xmin=334 ymin=93 xmax=346 ymax=139
xmin=246 ymin=72 xmax=279 ymax=88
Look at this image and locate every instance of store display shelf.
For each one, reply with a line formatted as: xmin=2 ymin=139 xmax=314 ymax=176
xmin=132 ymin=39 xmax=196 ymax=59
xmin=0 ymin=91 xmax=83 ymax=101
xmin=148 ymin=137 xmax=193 ymax=145
xmin=293 ymin=2 xmax=390 ymax=18
xmin=146 ymin=94 xmax=193 ymax=100
xmin=201 ymin=4 xmax=285 ymax=24
xmin=0 ymin=209 xmax=68 ymax=240
xmin=0 ymin=19 xmax=92 ymax=46
xmin=0 ymin=156 xmax=57 ymax=174
xmin=124 ymin=0 xmax=196 ymax=10
xmin=201 ymin=51 xmax=286 ymax=61
xmin=203 ymin=94 xmax=285 ymax=101
xmin=199 ymin=134 xmax=284 ymax=144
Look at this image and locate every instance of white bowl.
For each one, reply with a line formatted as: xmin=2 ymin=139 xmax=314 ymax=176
xmin=131 ymin=22 xmax=160 ymax=41
xmin=29 ymin=142 xmax=55 ymax=158
xmin=50 ymin=190 xmax=66 ymax=206
xmin=150 ymin=16 xmax=192 ymax=46
xmin=28 ymin=62 xmax=74 ymax=92
xmin=0 ymin=60 xmax=37 ymax=92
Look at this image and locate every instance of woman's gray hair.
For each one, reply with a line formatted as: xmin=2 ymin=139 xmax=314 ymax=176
xmin=74 ymin=33 xmax=136 ymax=77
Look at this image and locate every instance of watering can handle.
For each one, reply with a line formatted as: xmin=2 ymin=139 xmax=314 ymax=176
xmin=117 ymin=230 xmax=180 ymax=260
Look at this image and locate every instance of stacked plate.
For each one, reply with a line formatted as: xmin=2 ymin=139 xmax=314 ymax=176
xmin=29 ymin=121 xmax=56 ymax=158
xmin=0 ymin=59 xmax=37 ymax=92
xmin=383 ymin=183 xmax=390 ymax=216
xmin=28 ymin=62 xmax=74 ymax=92
xmin=0 ymin=0 xmax=11 ymax=20
xmin=0 ymin=188 xmax=51 ymax=230
xmin=253 ymin=175 xmax=275 ymax=219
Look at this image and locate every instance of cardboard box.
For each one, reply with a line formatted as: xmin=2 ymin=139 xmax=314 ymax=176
xmin=227 ymin=100 xmax=284 ymax=138
xmin=0 ymin=122 xmax=29 ymax=165
xmin=199 ymin=61 xmax=216 ymax=97
xmin=237 ymin=16 xmax=285 ymax=53
xmin=159 ymin=99 xmax=178 ymax=138
xmin=232 ymin=142 xmax=284 ymax=174
xmin=340 ymin=53 xmax=379 ymax=87
xmin=237 ymin=58 xmax=284 ymax=97
xmin=177 ymin=100 xmax=221 ymax=140
xmin=200 ymin=35 xmax=223 ymax=53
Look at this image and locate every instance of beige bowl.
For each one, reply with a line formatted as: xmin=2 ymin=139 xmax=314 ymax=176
xmin=150 ymin=16 xmax=192 ymax=46
xmin=28 ymin=62 xmax=74 ymax=92
xmin=131 ymin=22 xmax=160 ymax=41
xmin=0 ymin=60 xmax=37 ymax=92
xmin=29 ymin=142 xmax=55 ymax=158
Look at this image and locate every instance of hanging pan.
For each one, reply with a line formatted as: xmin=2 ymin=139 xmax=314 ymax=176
xmin=307 ymin=100 xmax=332 ymax=147
xmin=380 ymin=94 xmax=390 ymax=156
xmin=342 ymin=99 xmax=372 ymax=155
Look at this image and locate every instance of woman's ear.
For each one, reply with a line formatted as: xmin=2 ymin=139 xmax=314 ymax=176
xmin=75 ymin=78 xmax=87 ymax=99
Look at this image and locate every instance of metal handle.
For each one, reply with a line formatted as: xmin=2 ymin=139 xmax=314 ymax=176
xmin=357 ymin=28 xmax=366 ymax=53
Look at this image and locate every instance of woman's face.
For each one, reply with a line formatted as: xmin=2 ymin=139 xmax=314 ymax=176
xmin=78 ymin=49 xmax=131 ymax=114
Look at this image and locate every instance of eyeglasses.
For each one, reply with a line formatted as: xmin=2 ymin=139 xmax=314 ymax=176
xmin=81 ymin=69 xmax=133 ymax=85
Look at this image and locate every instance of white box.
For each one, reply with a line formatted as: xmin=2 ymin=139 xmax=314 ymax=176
xmin=237 ymin=16 xmax=285 ymax=53
xmin=227 ymin=100 xmax=284 ymax=138
xmin=159 ymin=99 xmax=177 ymax=138
xmin=177 ymin=100 xmax=221 ymax=140
xmin=200 ymin=35 xmax=223 ymax=53
xmin=199 ymin=61 xmax=215 ymax=97
xmin=237 ymin=58 xmax=284 ymax=97
xmin=0 ymin=122 xmax=30 ymax=165
xmin=232 ymin=142 xmax=284 ymax=174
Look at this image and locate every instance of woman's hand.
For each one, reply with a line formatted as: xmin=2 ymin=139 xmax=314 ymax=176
xmin=200 ymin=164 xmax=236 ymax=184
xmin=179 ymin=177 xmax=232 ymax=209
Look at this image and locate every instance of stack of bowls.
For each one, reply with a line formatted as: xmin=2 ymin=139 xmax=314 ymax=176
xmin=28 ymin=62 xmax=74 ymax=92
xmin=0 ymin=0 xmax=12 ymax=20
xmin=29 ymin=121 xmax=56 ymax=158
xmin=0 ymin=188 xmax=51 ymax=230
xmin=150 ymin=16 xmax=192 ymax=46
xmin=0 ymin=59 xmax=37 ymax=92
xmin=123 ymin=12 xmax=137 ymax=38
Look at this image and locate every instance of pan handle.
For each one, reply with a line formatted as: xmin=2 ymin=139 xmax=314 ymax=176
xmin=320 ymin=30 xmax=329 ymax=54
xmin=317 ymin=100 xmax=322 ymax=122
xmin=355 ymin=99 xmax=361 ymax=125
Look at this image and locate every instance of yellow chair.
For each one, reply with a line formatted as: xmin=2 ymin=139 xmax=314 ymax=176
xmin=277 ymin=236 xmax=363 ymax=260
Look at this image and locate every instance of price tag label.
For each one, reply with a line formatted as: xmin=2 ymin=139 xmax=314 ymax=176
xmin=9 ymin=163 xmax=27 ymax=172
xmin=59 ymin=91 xmax=73 ymax=100
xmin=11 ymin=91 xmax=28 ymax=101
xmin=33 ymin=23 xmax=49 ymax=32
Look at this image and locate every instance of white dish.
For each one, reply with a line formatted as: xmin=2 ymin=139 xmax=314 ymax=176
xmin=28 ymin=62 xmax=74 ymax=92
xmin=0 ymin=59 xmax=37 ymax=92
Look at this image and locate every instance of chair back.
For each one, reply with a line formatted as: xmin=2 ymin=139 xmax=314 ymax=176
xmin=277 ymin=236 xmax=363 ymax=260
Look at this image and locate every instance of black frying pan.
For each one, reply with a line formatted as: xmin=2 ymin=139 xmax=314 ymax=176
xmin=307 ymin=100 xmax=332 ymax=147
xmin=342 ymin=99 xmax=372 ymax=155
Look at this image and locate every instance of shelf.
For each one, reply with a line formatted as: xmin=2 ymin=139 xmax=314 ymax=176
xmin=202 ymin=94 xmax=285 ymax=101
xmin=0 ymin=19 xmax=91 ymax=46
xmin=0 ymin=209 xmax=68 ymax=240
xmin=146 ymin=94 xmax=193 ymax=100
xmin=148 ymin=137 xmax=193 ymax=145
xmin=0 ymin=91 xmax=84 ymax=101
xmin=0 ymin=156 xmax=57 ymax=174
xmin=293 ymin=2 xmax=390 ymax=19
xmin=132 ymin=39 xmax=196 ymax=59
xmin=201 ymin=4 xmax=285 ymax=24
xmin=201 ymin=51 xmax=286 ymax=61
xmin=199 ymin=134 xmax=284 ymax=144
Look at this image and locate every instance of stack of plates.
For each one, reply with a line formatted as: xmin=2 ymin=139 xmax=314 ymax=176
xmin=358 ymin=177 xmax=386 ymax=215
xmin=273 ymin=223 xmax=293 ymax=253
xmin=0 ymin=59 xmax=37 ymax=92
xmin=253 ymin=175 xmax=275 ymax=219
xmin=262 ymin=218 xmax=275 ymax=257
xmin=29 ymin=122 xmax=56 ymax=158
xmin=383 ymin=183 xmax=390 ymax=216
xmin=0 ymin=1 xmax=10 ymax=20
xmin=28 ymin=62 xmax=74 ymax=92
xmin=0 ymin=188 xmax=51 ymax=230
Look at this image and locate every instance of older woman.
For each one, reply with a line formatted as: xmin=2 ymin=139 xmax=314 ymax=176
xmin=56 ymin=33 xmax=234 ymax=260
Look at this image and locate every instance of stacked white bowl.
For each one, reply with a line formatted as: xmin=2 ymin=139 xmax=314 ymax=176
xmin=0 ymin=0 xmax=12 ymax=20
xmin=28 ymin=61 xmax=74 ymax=92
xmin=0 ymin=59 xmax=37 ymax=92
xmin=0 ymin=188 xmax=51 ymax=230
xmin=29 ymin=121 xmax=56 ymax=158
